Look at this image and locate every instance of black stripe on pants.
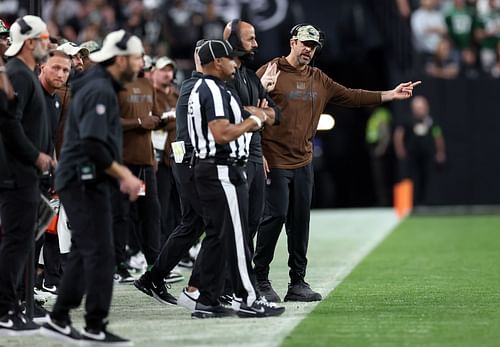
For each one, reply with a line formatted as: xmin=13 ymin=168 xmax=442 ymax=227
xmin=254 ymin=163 xmax=314 ymax=284
xmin=52 ymin=182 xmax=114 ymax=329
xmin=194 ymin=162 xmax=257 ymax=306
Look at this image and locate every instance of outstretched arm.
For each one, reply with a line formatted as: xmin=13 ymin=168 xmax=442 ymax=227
xmin=381 ymin=81 xmax=422 ymax=102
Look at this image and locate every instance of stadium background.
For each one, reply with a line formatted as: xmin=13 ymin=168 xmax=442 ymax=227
xmin=2 ymin=0 xmax=499 ymax=207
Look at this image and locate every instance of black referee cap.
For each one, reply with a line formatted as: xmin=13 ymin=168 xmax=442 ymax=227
xmin=198 ymin=39 xmax=244 ymax=65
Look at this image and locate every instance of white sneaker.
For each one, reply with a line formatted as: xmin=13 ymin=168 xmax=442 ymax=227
xmin=177 ymin=288 xmax=199 ymax=311
xmin=128 ymin=252 xmax=147 ymax=272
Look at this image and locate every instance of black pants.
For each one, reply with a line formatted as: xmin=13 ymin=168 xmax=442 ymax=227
xmin=150 ymin=161 xmax=204 ymax=284
xmin=0 ymin=183 xmax=39 ymax=316
xmin=113 ymin=165 xmax=160 ymax=266
xmin=52 ymin=181 xmax=115 ymax=329
xmin=43 ymin=233 xmax=62 ymax=287
xmin=254 ymin=163 xmax=314 ymax=284
xmin=157 ymin=161 xmax=181 ymax=244
xmin=195 ymin=162 xmax=257 ymax=306
xmin=246 ymin=160 xmax=265 ymax=251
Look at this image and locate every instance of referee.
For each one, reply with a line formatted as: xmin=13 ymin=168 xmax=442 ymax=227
xmin=188 ymin=39 xmax=284 ymax=318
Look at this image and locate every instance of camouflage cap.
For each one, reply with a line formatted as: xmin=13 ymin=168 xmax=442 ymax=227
xmin=80 ymin=40 xmax=100 ymax=54
xmin=293 ymin=25 xmax=321 ymax=45
xmin=0 ymin=19 xmax=9 ymax=35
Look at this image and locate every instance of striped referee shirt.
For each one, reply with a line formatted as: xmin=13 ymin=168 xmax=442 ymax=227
xmin=187 ymin=75 xmax=251 ymax=161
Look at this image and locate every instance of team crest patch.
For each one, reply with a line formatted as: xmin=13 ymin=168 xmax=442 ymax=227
xmin=96 ymin=104 xmax=106 ymax=115
xmin=297 ymin=82 xmax=306 ymax=90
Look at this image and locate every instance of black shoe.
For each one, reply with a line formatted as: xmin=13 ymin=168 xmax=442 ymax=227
xmin=81 ymin=325 xmax=132 ymax=346
xmin=134 ymin=272 xmax=177 ymax=305
xmin=284 ymin=281 xmax=322 ymax=302
xmin=0 ymin=310 xmax=39 ymax=336
xmin=191 ymin=302 xmax=235 ymax=319
xmin=218 ymin=294 xmax=233 ymax=306
xmin=33 ymin=302 xmax=50 ymax=324
xmin=114 ymin=266 xmax=135 ymax=284
xmin=257 ymin=280 xmax=281 ymax=302
xmin=40 ymin=315 xmax=81 ymax=344
xmin=234 ymin=297 xmax=285 ymax=318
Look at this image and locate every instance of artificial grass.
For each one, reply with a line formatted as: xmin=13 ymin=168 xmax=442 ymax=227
xmin=281 ymin=215 xmax=500 ymax=347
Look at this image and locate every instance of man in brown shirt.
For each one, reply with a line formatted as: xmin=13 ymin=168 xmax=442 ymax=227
xmin=254 ymin=24 xmax=420 ymax=302
xmin=113 ymin=64 xmax=162 ymax=283
xmin=151 ymin=57 xmax=181 ymax=246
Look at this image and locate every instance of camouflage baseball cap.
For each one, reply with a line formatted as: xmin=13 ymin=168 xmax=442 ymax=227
xmin=80 ymin=40 xmax=100 ymax=54
xmin=0 ymin=19 xmax=9 ymax=35
xmin=293 ymin=25 xmax=321 ymax=45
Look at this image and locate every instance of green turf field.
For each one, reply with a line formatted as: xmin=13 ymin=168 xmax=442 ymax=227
xmin=281 ymin=215 xmax=500 ymax=347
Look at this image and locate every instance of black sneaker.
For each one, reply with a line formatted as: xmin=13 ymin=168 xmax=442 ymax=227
xmin=0 ymin=310 xmax=39 ymax=336
xmin=284 ymin=281 xmax=322 ymax=302
xmin=33 ymin=302 xmax=50 ymax=324
xmin=191 ymin=302 xmax=235 ymax=319
xmin=41 ymin=280 xmax=58 ymax=295
xmin=81 ymin=325 xmax=132 ymax=346
xmin=234 ymin=297 xmax=285 ymax=318
xmin=114 ymin=266 xmax=135 ymax=284
xmin=40 ymin=315 xmax=81 ymax=344
xmin=134 ymin=272 xmax=177 ymax=305
xmin=218 ymin=293 xmax=233 ymax=306
xmin=257 ymin=279 xmax=281 ymax=302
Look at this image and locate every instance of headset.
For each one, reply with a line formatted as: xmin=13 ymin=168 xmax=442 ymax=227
xmin=226 ymin=19 xmax=243 ymax=52
xmin=290 ymin=23 xmax=325 ymax=52
xmin=115 ymin=31 xmax=132 ymax=51
xmin=16 ymin=18 xmax=32 ymax=35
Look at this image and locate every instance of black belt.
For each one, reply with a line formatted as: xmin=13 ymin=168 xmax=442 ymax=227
xmin=198 ymin=157 xmax=247 ymax=167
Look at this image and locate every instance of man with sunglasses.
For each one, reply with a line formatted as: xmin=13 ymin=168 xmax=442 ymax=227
xmin=0 ymin=15 xmax=53 ymax=336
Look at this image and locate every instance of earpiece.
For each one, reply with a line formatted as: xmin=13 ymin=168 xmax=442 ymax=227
xmin=227 ymin=19 xmax=242 ymax=52
xmin=116 ymin=31 xmax=132 ymax=51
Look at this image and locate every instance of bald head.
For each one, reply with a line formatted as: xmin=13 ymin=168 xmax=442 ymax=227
xmin=223 ymin=20 xmax=258 ymax=63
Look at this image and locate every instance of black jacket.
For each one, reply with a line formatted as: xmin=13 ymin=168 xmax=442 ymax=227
xmin=0 ymin=58 xmax=48 ymax=188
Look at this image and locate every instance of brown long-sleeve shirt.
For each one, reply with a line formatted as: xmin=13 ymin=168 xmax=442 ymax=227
xmin=256 ymin=57 xmax=382 ymax=169
xmin=118 ymin=77 xmax=160 ymax=166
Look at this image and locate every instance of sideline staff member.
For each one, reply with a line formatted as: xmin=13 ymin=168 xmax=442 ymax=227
xmin=0 ymin=15 xmax=52 ymax=335
xmin=254 ymin=24 xmax=421 ymax=303
xmin=40 ymin=30 xmax=143 ymax=345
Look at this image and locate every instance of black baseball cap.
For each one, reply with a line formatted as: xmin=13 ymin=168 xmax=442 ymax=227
xmin=198 ymin=39 xmax=244 ymax=65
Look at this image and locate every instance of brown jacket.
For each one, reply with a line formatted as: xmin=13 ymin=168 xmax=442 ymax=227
xmin=256 ymin=57 xmax=381 ymax=169
xmin=118 ymin=77 xmax=160 ymax=166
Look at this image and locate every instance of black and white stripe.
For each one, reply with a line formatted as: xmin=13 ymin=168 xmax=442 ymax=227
xmin=187 ymin=77 xmax=251 ymax=160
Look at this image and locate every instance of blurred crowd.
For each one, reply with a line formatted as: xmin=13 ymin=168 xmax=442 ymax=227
xmin=410 ymin=0 xmax=500 ymax=78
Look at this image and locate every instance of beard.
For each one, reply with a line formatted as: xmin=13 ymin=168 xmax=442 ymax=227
xmin=121 ymin=59 xmax=138 ymax=83
xmin=33 ymin=44 xmax=48 ymax=64
xmin=240 ymin=49 xmax=256 ymax=63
